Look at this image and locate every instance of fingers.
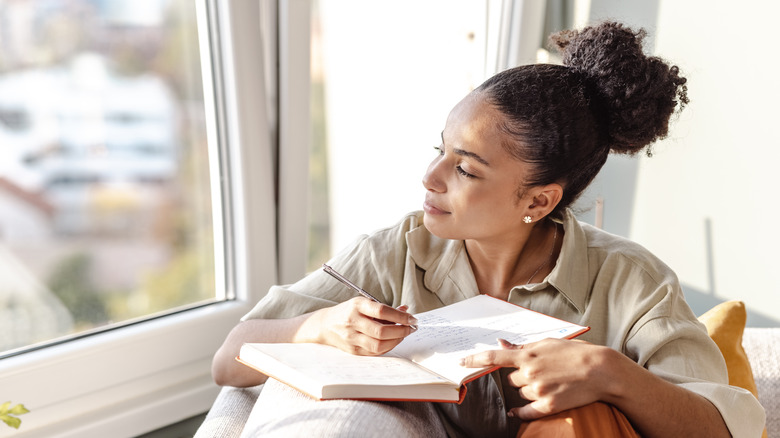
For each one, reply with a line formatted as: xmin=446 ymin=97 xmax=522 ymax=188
xmin=498 ymin=338 xmax=522 ymax=349
xmin=347 ymin=336 xmax=406 ymax=356
xmin=331 ymin=298 xmax=417 ymax=356
xmin=459 ymin=347 xmax=524 ymax=368
xmin=507 ymin=401 xmax=548 ymax=420
xmin=362 ymin=319 xmax=416 ymax=343
xmin=355 ymin=299 xmax=417 ymax=334
xmin=459 ymin=338 xmax=528 ymax=368
xmin=505 ymin=367 xmax=530 ymax=388
xmin=335 ymin=321 xmax=409 ymax=356
xmin=364 ymin=300 xmax=418 ymax=327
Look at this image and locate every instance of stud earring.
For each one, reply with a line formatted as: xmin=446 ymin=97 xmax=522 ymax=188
xmin=523 ymin=216 xmax=532 ymax=224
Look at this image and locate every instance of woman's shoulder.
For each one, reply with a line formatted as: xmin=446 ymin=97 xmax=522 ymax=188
xmin=572 ymin=215 xmax=677 ymax=284
xmin=563 ymin=213 xmax=692 ymax=332
xmin=579 ymin=220 xmax=645 ymax=253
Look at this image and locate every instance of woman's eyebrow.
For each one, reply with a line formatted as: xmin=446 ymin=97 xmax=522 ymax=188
xmin=454 ymin=148 xmax=490 ymax=166
xmin=440 ymin=131 xmax=491 ymax=166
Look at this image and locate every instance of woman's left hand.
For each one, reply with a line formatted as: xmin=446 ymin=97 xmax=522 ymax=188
xmin=460 ymin=338 xmax=617 ymax=420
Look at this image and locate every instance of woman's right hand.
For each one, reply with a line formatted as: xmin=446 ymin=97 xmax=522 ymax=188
xmin=301 ymin=297 xmax=418 ymax=356
xmin=213 ymin=299 xmax=416 ymax=387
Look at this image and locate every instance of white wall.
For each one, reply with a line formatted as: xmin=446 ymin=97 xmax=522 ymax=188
xmin=582 ymin=0 xmax=780 ymax=326
xmin=318 ymin=0 xmax=486 ymax=251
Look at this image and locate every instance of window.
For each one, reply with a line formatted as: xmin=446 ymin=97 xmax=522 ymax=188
xmin=0 ymin=1 xmax=282 ymax=435
xmin=0 ymin=0 xmax=219 ymax=357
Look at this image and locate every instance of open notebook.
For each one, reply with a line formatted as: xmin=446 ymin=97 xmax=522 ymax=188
xmin=238 ymin=294 xmax=589 ymax=403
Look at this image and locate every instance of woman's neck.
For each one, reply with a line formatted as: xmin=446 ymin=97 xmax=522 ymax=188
xmin=465 ymin=219 xmax=560 ymax=301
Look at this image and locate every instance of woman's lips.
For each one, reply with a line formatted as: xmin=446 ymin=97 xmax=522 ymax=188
xmin=423 ymin=199 xmax=450 ymax=215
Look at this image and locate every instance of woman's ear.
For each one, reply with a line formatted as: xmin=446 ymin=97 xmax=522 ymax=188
xmin=526 ymin=183 xmax=563 ymax=220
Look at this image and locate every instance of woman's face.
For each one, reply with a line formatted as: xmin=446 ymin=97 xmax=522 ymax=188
xmin=422 ymin=91 xmax=535 ymax=242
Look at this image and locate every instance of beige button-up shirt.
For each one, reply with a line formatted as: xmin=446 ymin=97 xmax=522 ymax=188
xmin=243 ymin=209 xmax=765 ymax=438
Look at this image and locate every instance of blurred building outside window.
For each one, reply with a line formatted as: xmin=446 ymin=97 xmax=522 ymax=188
xmin=0 ymin=0 xmax=218 ymax=355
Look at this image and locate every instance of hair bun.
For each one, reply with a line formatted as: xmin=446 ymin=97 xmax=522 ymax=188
xmin=550 ymin=21 xmax=688 ymax=155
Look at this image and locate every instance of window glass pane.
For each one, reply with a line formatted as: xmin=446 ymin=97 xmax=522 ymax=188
xmin=308 ymin=0 xmax=486 ymax=269
xmin=0 ymin=0 xmax=217 ymax=354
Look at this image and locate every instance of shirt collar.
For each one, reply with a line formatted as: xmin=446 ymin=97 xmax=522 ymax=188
xmin=543 ymin=209 xmax=591 ymax=314
xmin=406 ymin=209 xmax=591 ymax=313
xmin=406 ymin=215 xmax=479 ymax=304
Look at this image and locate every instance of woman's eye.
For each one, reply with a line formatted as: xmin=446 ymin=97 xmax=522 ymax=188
xmin=434 ymin=145 xmax=475 ymax=178
xmin=456 ymin=166 xmax=475 ymax=178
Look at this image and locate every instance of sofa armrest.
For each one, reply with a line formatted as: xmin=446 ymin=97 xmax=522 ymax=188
xmin=742 ymin=327 xmax=779 ymax=438
xmin=193 ymin=384 xmax=263 ymax=438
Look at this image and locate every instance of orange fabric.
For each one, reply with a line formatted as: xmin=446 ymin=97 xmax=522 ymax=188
xmin=516 ymin=402 xmax=639 ymax=438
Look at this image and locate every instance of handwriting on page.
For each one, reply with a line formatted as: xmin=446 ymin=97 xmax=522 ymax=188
xmin=393 ymin=305 xmax=578 ymax=364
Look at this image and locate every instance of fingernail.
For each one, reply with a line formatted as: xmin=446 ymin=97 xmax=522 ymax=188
xmin=409 ymin=316 xmax=418 ymax=325
xmin=507 ymin=411 xmax=515 ymax=418
xmin=458 ymin=358 xmax=466 ymax=366
xmin=497 ymin=338 xmax=515 ymax=349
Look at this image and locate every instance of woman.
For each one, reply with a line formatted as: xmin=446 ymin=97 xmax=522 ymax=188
xmin=212 ymin=22 xmax=765 ymax=437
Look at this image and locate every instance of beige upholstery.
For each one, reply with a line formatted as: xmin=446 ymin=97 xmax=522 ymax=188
xmin=195 ymin=327 xmax=778 ymax=437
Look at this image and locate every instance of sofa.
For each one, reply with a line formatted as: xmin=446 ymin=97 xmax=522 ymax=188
xmin=743 ymin=327 xmax=779 ymax=437
xmin=195 ymin=320 xmax=779 ymax=437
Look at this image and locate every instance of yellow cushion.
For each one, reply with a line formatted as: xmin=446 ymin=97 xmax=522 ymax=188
xmin=698 ymin=300 xmax=766 ymax=438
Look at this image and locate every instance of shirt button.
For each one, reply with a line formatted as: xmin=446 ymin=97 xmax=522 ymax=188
xmin=496 ymin=397 xmax=504 ymax=407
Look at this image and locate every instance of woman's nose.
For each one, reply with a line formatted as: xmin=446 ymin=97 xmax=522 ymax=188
xmin=422 ymin=157 xmax=445 ymax=193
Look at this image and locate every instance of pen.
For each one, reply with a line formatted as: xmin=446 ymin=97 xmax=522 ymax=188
xmin=322 ymin=263 xmax=417 ymax=330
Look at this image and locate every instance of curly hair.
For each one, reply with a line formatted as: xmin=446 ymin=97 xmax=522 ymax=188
xmin=475 ymin=21 xmax=688 ymax=216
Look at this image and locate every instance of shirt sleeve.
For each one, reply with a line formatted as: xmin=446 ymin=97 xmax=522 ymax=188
xmin=240 ymin=212 xmax=419 ymax=321
xmin=625 ymin=288 xmax=766 ymax=438
xmin=240 ymin=234 xmax=374 ymax=321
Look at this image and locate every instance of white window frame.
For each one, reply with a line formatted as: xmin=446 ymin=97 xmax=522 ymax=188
xmin=0 ymin=1 xmax=310 ymax=436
